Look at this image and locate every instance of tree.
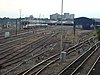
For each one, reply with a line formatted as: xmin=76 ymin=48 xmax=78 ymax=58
xmin=96 ymin=29 xmax=100 ymax=41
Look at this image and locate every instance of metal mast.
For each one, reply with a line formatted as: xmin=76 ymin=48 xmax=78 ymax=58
xmin=60 ymin=0 xmax=63 ymax=51
xmin=19 ymin=9 xmax=21 ymax=30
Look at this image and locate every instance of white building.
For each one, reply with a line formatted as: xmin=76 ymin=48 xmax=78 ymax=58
xmin=50 ymin=13 xmax=60 ymax=20
xmin=64 ymin=13 xmax=70 ymax=19
xmin=70 ymin=14 xmax=74 ymax=20
xmin=50 ymin=13 xmax=74 ymax=20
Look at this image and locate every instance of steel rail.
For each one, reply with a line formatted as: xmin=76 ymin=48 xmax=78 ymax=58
xmin=70 ymin=43 xmax=100 ymax=75
xmin=1 ymin=33 xmax=56 ymax=66
xmin=34 ymin=45 xmax=84 ymax=75
xmin=3 ymin=33 xmax=59 ymax=75
xmin=3 ymin=43 xmax=58 ymax=75
xmin=58 ymin=41 xmax=99 ymax=75
xmin=87 ymin=55 xmax=100 ymax=75
xmin=34 ymin=39 xmax=98 ymax=75
xmin=21 ymin=36 xmax=96 ymax=75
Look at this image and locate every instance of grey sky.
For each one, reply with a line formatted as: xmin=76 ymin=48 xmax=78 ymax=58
xmin=0 ymin=0 xmax=100 ymax=18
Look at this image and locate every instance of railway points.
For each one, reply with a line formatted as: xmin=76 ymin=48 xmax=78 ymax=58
xmin=0 ymin=26 xmax=99 ymax=75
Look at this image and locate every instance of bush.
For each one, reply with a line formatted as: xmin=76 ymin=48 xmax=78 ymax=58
xmin=96 ymin=29 xmax=100 ymax=41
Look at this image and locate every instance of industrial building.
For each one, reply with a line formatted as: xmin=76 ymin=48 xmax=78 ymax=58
xmin=50 ymin=13 xmax=74 ymax=20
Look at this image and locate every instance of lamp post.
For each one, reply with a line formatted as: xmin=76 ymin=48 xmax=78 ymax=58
xmin=16 ymin=19 xmax=17 ymax=36
xmin=19 ymin=9 xmax=22 ymax=30
xmin=60 ymin=0 xmax=66 ymax=63
xmin=73 ymin=19 xmax=75 ymax=36
xmin=60 ymin=0 xmax=63 ymax=51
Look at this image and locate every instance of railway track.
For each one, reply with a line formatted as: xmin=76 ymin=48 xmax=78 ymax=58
xmin=3 ymin=43 xmax=58 ymax=75
xmin=0 ymin=28 xmax=52 ymax=44
xmin=0 ymin=31 xmax=50 ymax=60
xmin=0 ymin=27 xmax=96 ymax=75
xmin=87 ymin=55 xmax=100 ymax=75
xmin=58 ymin=41 xmax=100 ymax=75
xmin=33 ymin=38 xmax=97 ymax=75
xmin=70 ymin=43 xmax=100 ymax=75
xmin=0 ymin=28 xmax=57 ymax=54
xmin=0 ymin=32 xmax=57 ymax=65
xmin=0 ymin=30 xmax=34 ymax=43
xmin=0 ymin=32 xmax=59 ymax=75
xmin=16 ymin=36 xmax=96 ymax=75
xmin=0 ymin=29 xmax=49 ymax=48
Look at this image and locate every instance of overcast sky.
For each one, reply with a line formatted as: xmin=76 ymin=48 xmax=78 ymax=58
xmin=0 ymin=0 xmax=100 ymax=18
